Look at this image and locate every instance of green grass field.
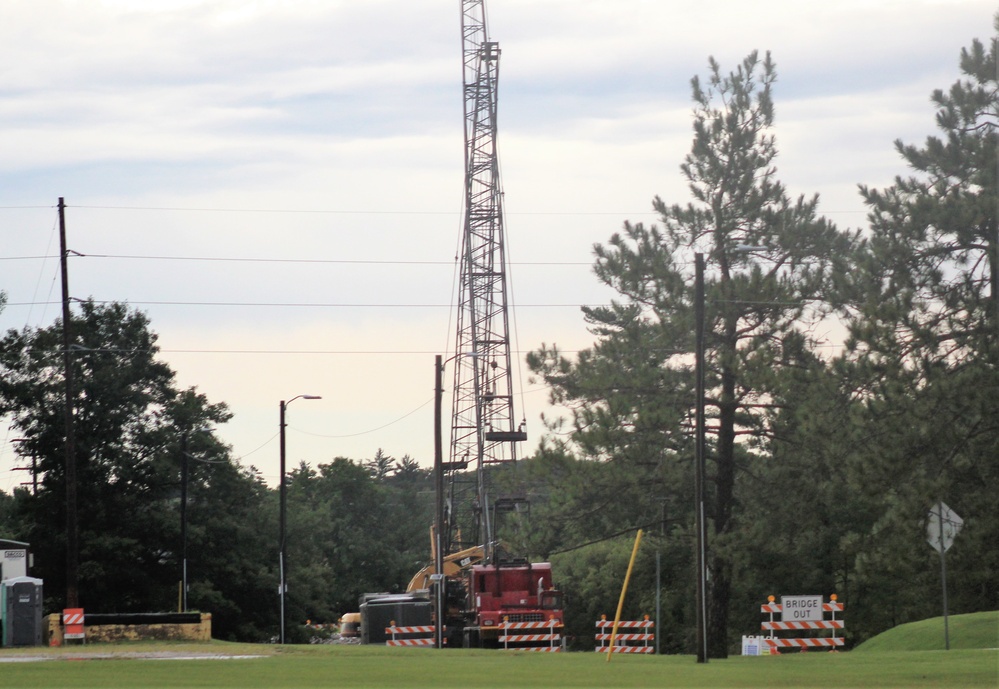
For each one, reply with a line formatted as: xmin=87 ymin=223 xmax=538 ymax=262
xmin=1 ymin=644 xmax=996 ymax=689
xmin=855 ymin=610 xmax=998 ymax=653
xmin=0 ymin=612 xmax=995 ymax=689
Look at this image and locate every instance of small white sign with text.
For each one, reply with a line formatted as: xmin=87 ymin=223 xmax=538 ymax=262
xmin=780 ymin=595 xmax=823 ymax=622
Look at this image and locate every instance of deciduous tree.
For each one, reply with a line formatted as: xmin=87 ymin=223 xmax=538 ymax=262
xmin=0 ymin=301 xmax=270 ymax=634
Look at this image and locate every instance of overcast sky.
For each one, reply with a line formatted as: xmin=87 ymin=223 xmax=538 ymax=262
xmin=1 ymin=0 xmax=994 ymax=490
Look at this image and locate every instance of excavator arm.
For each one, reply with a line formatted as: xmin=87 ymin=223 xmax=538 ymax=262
xmin=406 ymin=543 xmax=486 ymax=592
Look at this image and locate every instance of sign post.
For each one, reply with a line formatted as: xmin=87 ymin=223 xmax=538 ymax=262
xmin=926 ymin=501 xmax=962 ymax=651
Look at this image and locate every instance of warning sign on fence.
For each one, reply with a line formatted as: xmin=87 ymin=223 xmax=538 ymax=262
xmin=752 ymin=595 xmax=845 ymax=653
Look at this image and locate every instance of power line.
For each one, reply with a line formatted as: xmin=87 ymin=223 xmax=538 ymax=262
xmin=294 ymin=396 xmax=434 ymax=439
xmin=66 ymin=204 xmax=661 ymax=216
xmin=13 ymin=346 xmax=588 ymax=356
xmin=3 ymin=299 xmax=596 ymax=308
xmin=549 ymin=520 xmax=664 ymax=556
xmin=0 ymin=253 xmax=593 ymax=266
xmin=0 ymin=203 xmax=867 ymax=215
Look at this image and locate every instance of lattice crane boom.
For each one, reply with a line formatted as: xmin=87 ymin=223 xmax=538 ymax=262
xmin=446 ymin=0 xmax=525 ymax=558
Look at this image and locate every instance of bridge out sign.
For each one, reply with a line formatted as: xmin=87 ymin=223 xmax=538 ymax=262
xmin=780 ymin=595 xmax=824 ymax=622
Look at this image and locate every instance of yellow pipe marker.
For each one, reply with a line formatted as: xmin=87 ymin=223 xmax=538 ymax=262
xmin=607 ymin=528 xmax=643 ymax=662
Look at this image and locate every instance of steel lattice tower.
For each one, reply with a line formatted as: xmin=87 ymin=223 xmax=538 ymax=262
xmin=446 ymin=0 xmax=525 ymax=558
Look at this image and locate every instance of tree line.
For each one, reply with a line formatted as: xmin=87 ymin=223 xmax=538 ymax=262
xmin=0 ymin=301 xmax=435 ymax=640
xmin=523 ymin=22 xmax=998 ymax=654
xmin=1 ymin=20 xmax=997 ymax=651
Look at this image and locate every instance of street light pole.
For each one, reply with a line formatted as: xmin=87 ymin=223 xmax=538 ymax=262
xmin=694 ymin=252 xmax=708 ymax=664
xmin=180 ymin=431 xmax=189 ymax=613
xmin=279 ymin=394 xmax=321 ymax=645
xmin=179 ymin=426 xmax=211 ymax=614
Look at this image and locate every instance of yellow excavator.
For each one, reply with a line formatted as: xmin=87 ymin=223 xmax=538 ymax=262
xmin=406 ymin=540 xmax=485 ymax=592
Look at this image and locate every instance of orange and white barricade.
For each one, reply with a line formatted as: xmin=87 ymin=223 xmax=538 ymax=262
xmin=758 ymin=595 xmax=845 ymax=652
xmin=62 ymin=608 xmax=85 ymax=644
xmin=500 ymin=617 xmax=563 ymax=652
xmin=385 ymin=622 xmax=444 ymax=647
xmin=595 ymin=615 xmax=655 ymax=653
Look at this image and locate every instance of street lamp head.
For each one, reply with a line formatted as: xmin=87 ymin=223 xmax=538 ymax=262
xmin=284 ymin=394 xmax=322 ymax=407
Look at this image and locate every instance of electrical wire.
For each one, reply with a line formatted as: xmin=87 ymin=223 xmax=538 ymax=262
xmin=2 ymin=299 xmax=598 ymax=308
xmin=294 ymin=395 xmax=434 ymax=439
xmin=232 ymin=432 xmax=278 ymax=462
xmin=62 ymin=203 xmax=662 ymax=216
xmin=1 ymin=213 xmax=61 ymax=492
xmin=548 ymin=519 xmax=664 ymax=556
xmin=0 ymin=253 xmax=593 ymax=266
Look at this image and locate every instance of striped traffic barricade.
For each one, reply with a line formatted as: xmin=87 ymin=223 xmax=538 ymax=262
xmin=500 ymin=617 xmax=563 ymax=652
xmin=759 ymin=595 xmax=845 ymax=653
xmin=62 ymin=608 xmax=85 ymax=644
xmin=385 ymin=622 xmax=444 ymax=647
xmin=765 ymin=636 xmax=845 ymax=650
xmin=595 ymin=615 xmax=655 ymax=654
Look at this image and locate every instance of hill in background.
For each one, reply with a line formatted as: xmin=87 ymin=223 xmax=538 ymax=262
xmin=855 ymin=611 xmax=998 ymax=652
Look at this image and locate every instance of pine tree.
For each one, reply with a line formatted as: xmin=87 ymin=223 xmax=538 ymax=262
xmin=846 ymin=17 xmax=999 ymax=621
xmin=529 ymin=52 xmax=856 ymax=656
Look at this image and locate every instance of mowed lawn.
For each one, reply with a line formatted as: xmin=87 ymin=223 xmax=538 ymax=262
xmin=0 ymin=643 xmax=996 ymax=689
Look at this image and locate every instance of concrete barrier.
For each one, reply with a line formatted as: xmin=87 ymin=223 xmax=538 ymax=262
xmin=46 ymin=612 xmax=211 ymax=645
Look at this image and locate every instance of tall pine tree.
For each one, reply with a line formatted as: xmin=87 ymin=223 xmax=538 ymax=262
xmin=845 ymin=18 xmax=999 ymax=622
xmin=529 ymin=52 xmax=856 ymax=656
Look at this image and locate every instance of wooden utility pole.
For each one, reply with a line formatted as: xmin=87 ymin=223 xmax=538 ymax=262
xmin=434 ymin=355 xmax=445 ymax=649
xmin=58 ymin=197 xmax=80 ymax=609
xmin=694 ymin=253 xmax=707 ymax=664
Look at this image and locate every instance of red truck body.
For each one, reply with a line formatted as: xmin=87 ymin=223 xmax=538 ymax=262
xmin=467 ymin=561 xmax=564 ymax=632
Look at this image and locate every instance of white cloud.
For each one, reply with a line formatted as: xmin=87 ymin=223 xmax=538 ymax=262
xmin=1 ymin=0 xmax=996 ymax=487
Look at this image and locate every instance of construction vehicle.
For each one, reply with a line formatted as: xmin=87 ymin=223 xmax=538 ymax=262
xmin=406 ymin=542 xmax=486 ymax=592
xmin=404 ymin=544 xmax=565 ymax=649
xmin=355 ymin=0 xmax=566 ymax=649
xmin=338 ymin=612 xmax=361 ymax=638
xmin=460 ymin=557 xmax=564 ymax=648
xmin=406 ymin=538 xmax=565 ymax=649
xmin=427 ymin=0 xmax=566 ymax=649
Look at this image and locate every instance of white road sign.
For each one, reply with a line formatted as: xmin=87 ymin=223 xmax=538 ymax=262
xmin=780 ymin=595 xmax=824 ymax=622
xmin=927 ymin=501 xmax=962 ymax=554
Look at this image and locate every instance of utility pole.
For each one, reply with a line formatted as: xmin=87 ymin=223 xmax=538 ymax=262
xmin=694 ymin=252 xmax=708 ymax=664
xmin=180 ymin=431 xmax=189 ymax=613
xmin=58 ymin=197 xmax=80 ymax=610
xmin=434 ymin=355 xmax=445 ymax=649
xmin=656 ymin=497 xmax=666 ymax=655
xmin=10 ymin=439 xmax=37 ymax=496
